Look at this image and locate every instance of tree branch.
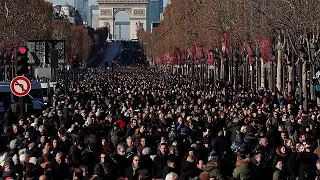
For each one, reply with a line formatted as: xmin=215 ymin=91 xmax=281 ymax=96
xmin=4 ymin=2 xmax=9 ymax=17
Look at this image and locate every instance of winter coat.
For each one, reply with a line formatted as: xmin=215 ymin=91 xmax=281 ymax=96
xmin=203 ymin=161 xmax=224 ymax=180
xmin=272 ymin=169 xmax=286 ymax=180
xmin=108 ymin=128 xmax=120 ymax=147
xmin=272 ymin=148 xmax=288 ymax=168
xmin=233 ymin=158 xmax=256 ymax=180
xmin=152 ymin=154 xmax=167 ymax=179
xmin=296 ymin=152 xmax=318 ymax=180
xmin=286 ymin=151 xmax=299 ymax=179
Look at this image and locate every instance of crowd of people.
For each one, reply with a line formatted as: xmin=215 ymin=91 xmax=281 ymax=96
xmin=0 ymin=66 xmax=320 ymax=180
xmin=115 ymin=42 xmax=145 ymax=65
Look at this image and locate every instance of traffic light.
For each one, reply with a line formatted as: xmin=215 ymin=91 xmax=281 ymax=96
xmin=72 ymin=55 xmax=78 ymax=68
xmin=16 ymin=46 xmax=29 ymax=75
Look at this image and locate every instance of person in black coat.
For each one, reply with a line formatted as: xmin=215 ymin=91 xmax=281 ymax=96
xmin=162 ymin=156 xmax=180 ymax=179
xmin=111 ymin=144 xmax=130 ymax=174
xmin=124 ymin=155 xmax=141 ymax=180
xmin=296 ymin=146 xmax=318 ymax=180
xmin=52 ymin=152 xmax=71 ymax=180
xmin=152 ymin=143 xmax=168 ymax=179
xmin=139 ymin=148 xmax=153 ymax=173
xmin=286 ymin=147 xmax=300 ymax=180
xmin=69 ymin=141 xmax=83 ymax=165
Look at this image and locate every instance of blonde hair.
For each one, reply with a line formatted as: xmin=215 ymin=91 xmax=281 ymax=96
xmin=240 ymin=125 xmax=248 ymax=133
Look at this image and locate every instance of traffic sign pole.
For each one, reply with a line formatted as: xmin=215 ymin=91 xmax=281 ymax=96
xmin=10 ymin=76 xmax=31 ymax=118
xmin=19 ymin=96 xmax=24 ymax=118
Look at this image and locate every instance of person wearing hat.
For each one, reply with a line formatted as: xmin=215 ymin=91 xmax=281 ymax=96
xmin=202 ymin=156 xmax=223 ymax=180
xmin=28 ymin=142 xmax=40 ymax=157
xmin=162 ymin=155 xmax=179 ymax=179
xmin=233 ymin=153 xmax=255 ymax=180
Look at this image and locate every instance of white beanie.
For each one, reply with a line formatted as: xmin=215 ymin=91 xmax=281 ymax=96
xmin=29 ymin=157 xmax=37 ymax=165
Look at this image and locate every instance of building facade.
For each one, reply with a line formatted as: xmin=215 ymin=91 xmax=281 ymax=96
xmin=146 ymin=0 xmax=163 ymax=32
xmin=91 ymin=8 xmax=100 ymax=29
xmin=75 ymin=0 xmax=89 ymax=24
xmin=53 ymin=4 xmax=83 ymax=25
xmin=97 ymin=0 xmax=148 ymax=40
xmin=88 ymin=5 xmax=99 ymax=27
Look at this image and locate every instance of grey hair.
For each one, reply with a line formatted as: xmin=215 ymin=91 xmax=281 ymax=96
xmin=165 ymin=172 xmax=178 ymax=180
xmin=142 ymin=147 xmax=151 ymax=155
xmin=117 ymin=144 xmax=125 ymax=151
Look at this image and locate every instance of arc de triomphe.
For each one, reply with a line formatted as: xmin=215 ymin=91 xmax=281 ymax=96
xmin=97 ymin=0 xmax=147 ymax=40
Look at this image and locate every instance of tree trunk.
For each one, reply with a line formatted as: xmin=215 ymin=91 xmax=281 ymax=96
xmin=251 ymin=64 xmax=254 ymax=90
xmin=268 ymin=62 xmax=274 ymax=91
xmin=243 ymin=60 xmax=247 ymax=89
xmin=221 ymin=57 xmax=226 ymax=82
xmin=291 ymin=53 xmax=296 ymax=92
xmin=310 ymin=63 xmax=316 ymax=101
xmin=302 ymin=59 xmax=308 ymax=110
xmin=287 ymin=64 xmax=293 ymax=94
xmin=276 ymin=41 xmax=282 ymax=91
xmin=261 ymin=59 xmax=265 ymax=88
xmin=234 ymin=59 xmax=238 ymax=90
xmin=256 ymin=59 xmax=261 ymax=89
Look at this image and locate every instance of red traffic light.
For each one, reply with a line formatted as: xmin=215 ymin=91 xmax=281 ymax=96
xmin=72 ymin=55 xmax=77 ymax=59
xmin=19 ymin=47 xmax=27 ymax=55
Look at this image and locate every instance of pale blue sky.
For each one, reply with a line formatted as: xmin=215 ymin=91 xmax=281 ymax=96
xmin=50 ymin=0 xmax=168 ymax=40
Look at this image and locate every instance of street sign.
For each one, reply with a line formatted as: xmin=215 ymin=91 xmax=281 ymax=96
xmin=10 ymin=76 xmax=31 ymax=97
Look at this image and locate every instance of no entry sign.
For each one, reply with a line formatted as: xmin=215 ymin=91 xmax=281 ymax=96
xmin=10 ymin=76 xmax=31 ymax=97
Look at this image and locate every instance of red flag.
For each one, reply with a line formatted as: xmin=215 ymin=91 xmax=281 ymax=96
xmin=192 ymin=43 xmax=197 ymax=59
xmin=208 ymin=52 xmax=214 ymax=66
xmin=223 ymin=31 xmax=231 ymax=57
xmin=197 ymin=46 xmax=204 ymax=60
xmin=204 ymin=49 xmax=210 ymax=59
xmin=187 ymin=48 xmax=193 ymax=59
xmin=156 ymin=57 xmax=161 ymax=65
xmin=258 ymin=35 xmax=272 ymax=63
xmin=181 ymin=51 xmax=187 ymax=65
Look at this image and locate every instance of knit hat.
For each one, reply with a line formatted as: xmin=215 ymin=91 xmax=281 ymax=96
xmin=18 ymin=148 xmax=27 ymax=155
xmin=9 ymin=139 xmax=19 ymax=150
xmin=12 ymin=154 xmax=19 ymax=165
xmin=28 ymin=142 xmax=36 ymax=149
xmin=29 ymin=157 xmax=37 ymax=165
